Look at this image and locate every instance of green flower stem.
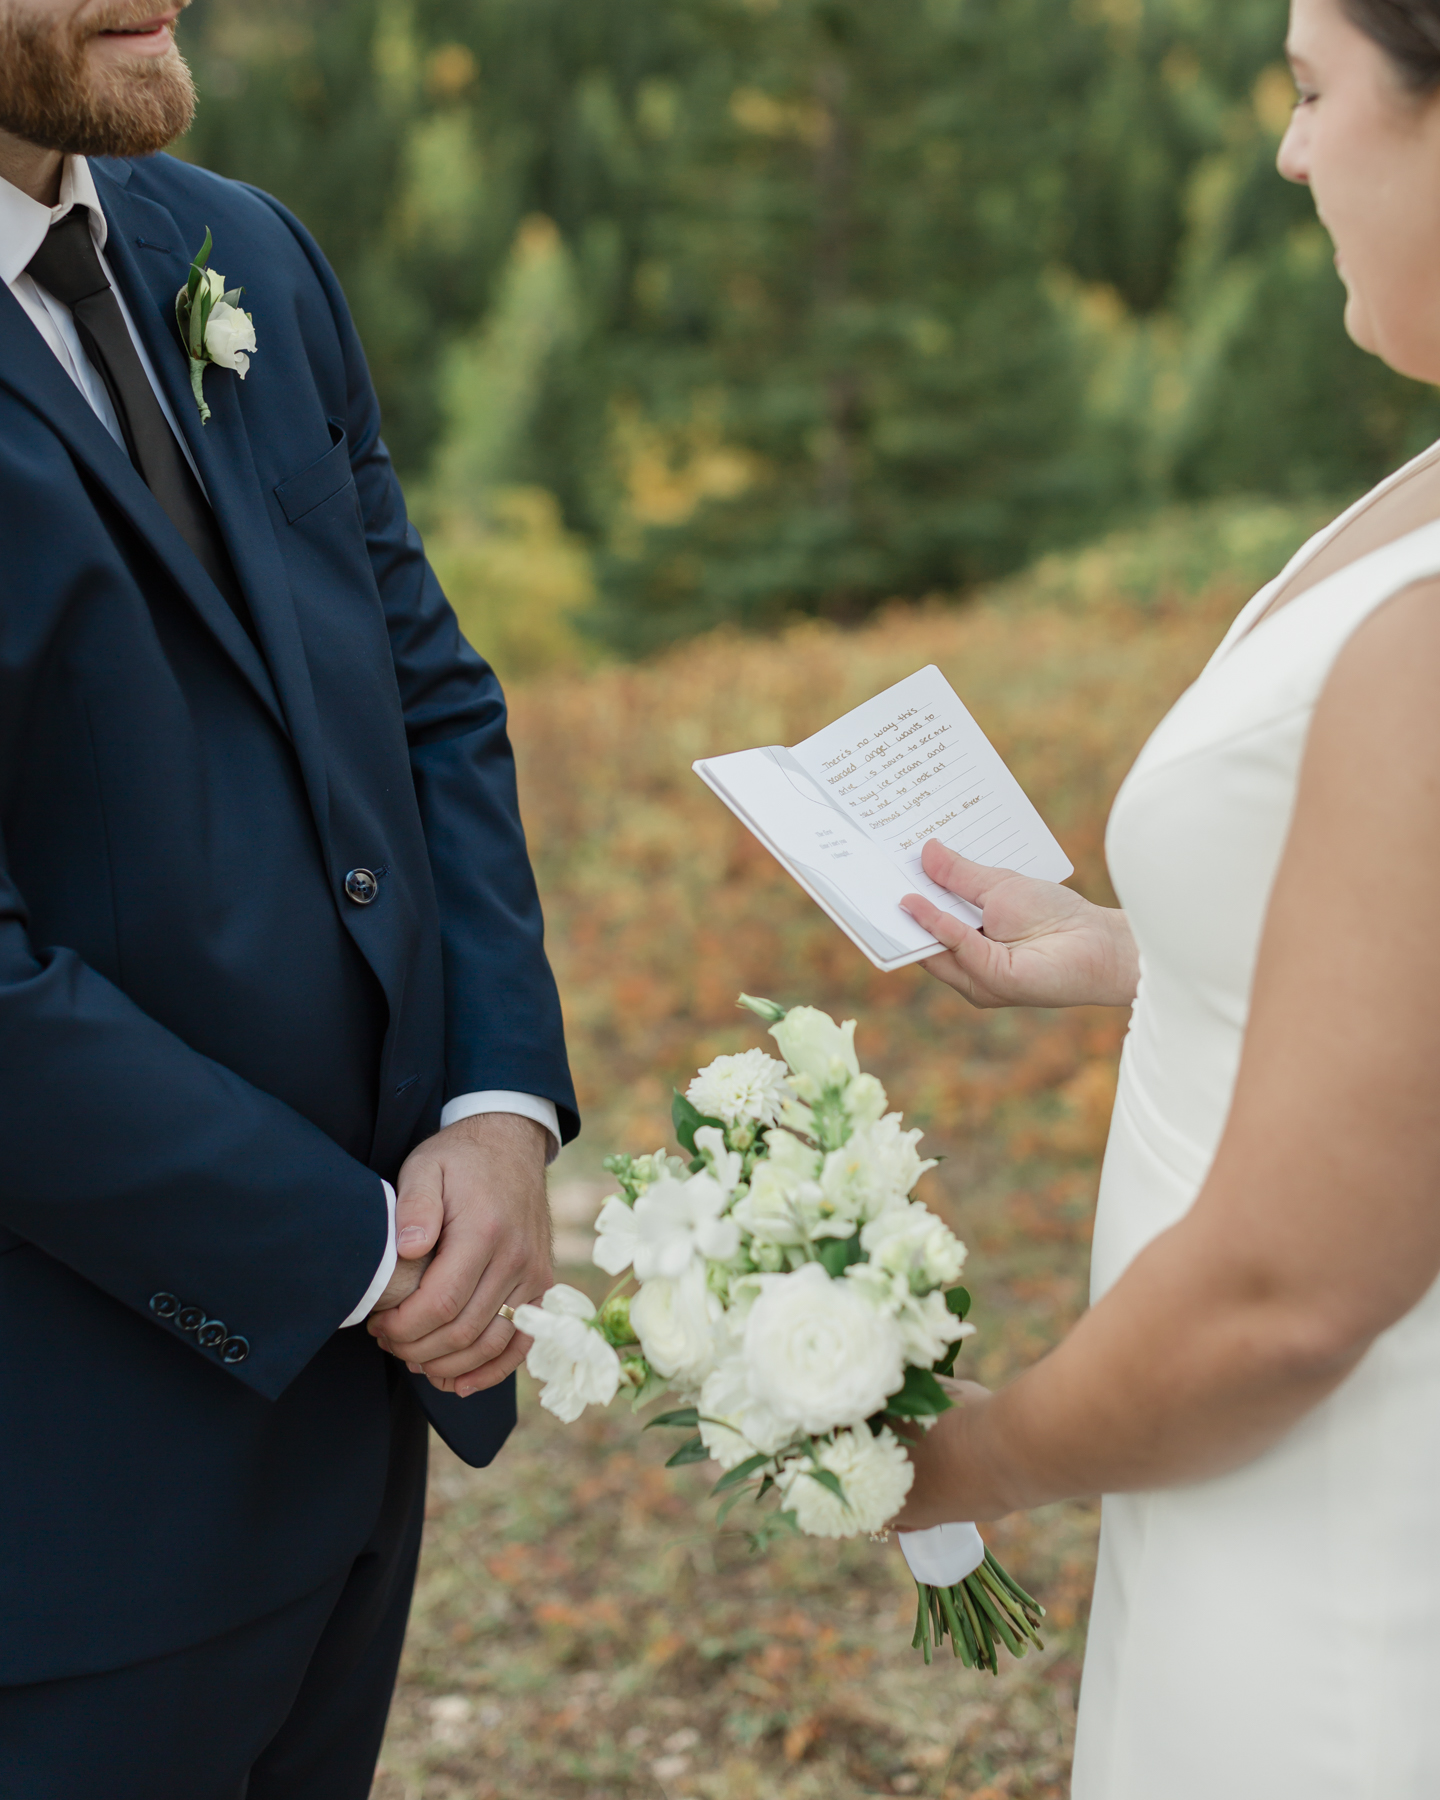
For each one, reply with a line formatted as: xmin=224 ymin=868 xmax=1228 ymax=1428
xmin=958 ymin=1579 xmax=995 ymax=1674
xmin=972 ymin=1582 xmax=1025 ymax=1659
xmin=984 ymin=1549 xmax=1043 ymax=1615
xmin=911 ymin=1585 xmax=927 ymax=1652
xmin=938 ymin=1584 xmax=971 ymax=1665
xmin=188 ymin=357 xmax=210 ymax=424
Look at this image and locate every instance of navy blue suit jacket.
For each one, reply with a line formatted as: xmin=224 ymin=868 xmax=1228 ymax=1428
xmin=0 ymin=153 xmax=576 ymax=1683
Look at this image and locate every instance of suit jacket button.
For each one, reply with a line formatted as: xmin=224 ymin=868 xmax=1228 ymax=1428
xmin=344 ymin=867 xmax=379 ymax=905
xmin=221 ymin=1336 xmax=250 ymax=1365
xmin=176 ymin=1304 xmax=205 ymax=1333
xmin=197 ymin=1320 xmax=226 ymax=1350
xmin=149 ymin=1292 xmax=180 ymax=1319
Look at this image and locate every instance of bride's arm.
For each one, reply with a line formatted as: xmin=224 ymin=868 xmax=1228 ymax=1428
xmin=897 ymin=578 xmax=1440 ymax=1525
xmin=900 ymin=843 xmax=1138 ymax=1009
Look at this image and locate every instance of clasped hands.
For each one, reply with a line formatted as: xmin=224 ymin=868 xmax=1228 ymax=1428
xmin=365 ymin=1112 xmax=551 ymax=1400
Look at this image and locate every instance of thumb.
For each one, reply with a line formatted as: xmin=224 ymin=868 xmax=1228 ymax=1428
xmin=919 ymin=838 xmax=1002 ymax=905
xmin=395 ymin=1160 xmax=444 ymax=1259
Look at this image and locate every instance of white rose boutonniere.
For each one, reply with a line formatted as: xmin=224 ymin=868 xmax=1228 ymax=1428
xmin=175 ymin=229 xmax=256 ymax=423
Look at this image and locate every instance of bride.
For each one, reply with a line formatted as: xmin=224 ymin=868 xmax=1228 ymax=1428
xmin=892 ymin=2 xmax=1440 ymax=1792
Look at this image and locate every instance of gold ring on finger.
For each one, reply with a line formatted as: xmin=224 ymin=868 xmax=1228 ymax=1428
xmin=497 ymin=1303 xmax=517 ymax=1324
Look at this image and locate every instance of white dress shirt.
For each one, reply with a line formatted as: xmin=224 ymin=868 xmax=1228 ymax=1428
xmin=1 ymin=156 xmax=560 ymax=1329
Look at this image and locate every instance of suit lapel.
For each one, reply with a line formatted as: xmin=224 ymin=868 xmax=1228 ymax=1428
xmin=92 ymin=160 xmax=332 ymax=847
xmin=0 ymin=277 xmax=288 ymax=737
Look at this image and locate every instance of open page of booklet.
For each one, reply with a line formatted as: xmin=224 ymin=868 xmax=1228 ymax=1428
xmin=693 ymin=665 xmax=1073 ymax=972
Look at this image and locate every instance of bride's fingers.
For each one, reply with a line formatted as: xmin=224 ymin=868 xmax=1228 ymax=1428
xmin=919 ymin=839 xmax=1007 ymax=902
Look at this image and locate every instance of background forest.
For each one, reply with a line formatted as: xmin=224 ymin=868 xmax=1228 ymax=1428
xmin=181 ymin=0 xmax=1439 ymax=666
xmin=173 ymin=6 xmax=1435 ymax=1795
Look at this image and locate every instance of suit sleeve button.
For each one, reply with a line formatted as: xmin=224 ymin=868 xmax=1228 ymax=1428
xmin=197 ymin=1320 xmax=226 ymax=1349
xmin=221 ymin=1336 xmax=250 ymax=1365
xmin=344 ymin=868 xmax=379 ymax=905
xmin=176 ymin=1305 xmax=205 ymax=1333
xmin=149 ymin=1292 xmax=180 ymax=1319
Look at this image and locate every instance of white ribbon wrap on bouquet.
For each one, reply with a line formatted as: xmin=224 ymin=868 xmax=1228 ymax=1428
xmin=897 ymin=1520 xmax=986 ymax=1586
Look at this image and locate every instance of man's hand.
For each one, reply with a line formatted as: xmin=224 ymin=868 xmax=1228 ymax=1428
xmin=367 ymin=1113 xmax=552 ymax=1399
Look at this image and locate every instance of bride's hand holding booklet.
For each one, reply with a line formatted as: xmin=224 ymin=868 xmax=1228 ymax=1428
xmin=691 ymin=665 xmax=1072 ymax=970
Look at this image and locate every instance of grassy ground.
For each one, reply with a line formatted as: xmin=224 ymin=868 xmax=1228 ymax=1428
xmin=371 ymin=500 xmax=1330 ymax=1799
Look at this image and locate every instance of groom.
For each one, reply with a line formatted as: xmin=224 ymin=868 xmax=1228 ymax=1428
xmin=0 ymin=1 xmax=576 ymax=1796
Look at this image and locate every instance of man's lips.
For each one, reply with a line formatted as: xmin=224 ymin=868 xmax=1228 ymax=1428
xmin=97 ymin=11 xmax=179 ymax=39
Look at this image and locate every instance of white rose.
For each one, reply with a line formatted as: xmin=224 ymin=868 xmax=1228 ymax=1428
xmin=742 ymin=1261 xmax=905 ymax=1435
xmin=770 ymin=1006 xmax=860 ymax=1089
xmin=594 ymin=1171 xmax=739 ymax=1280
xmin=842 ymin=1262 xmax=975 ymax=1365
xmin=512 ymin=1285 xmax=622 ymax=1423
xmin=820 ymin=1115 xmax=937 ymax=1226
xmin=630 ymin=1261 xmax=724 ymax=1389
xmin=687 ymin=1048 xmax=793 ymax=1128
xmin=777 ymin=1426 xmax=915 ymax=1538
xmin=203 ymin=299 xmax=257 ymax=376
xmin=860 ymin=1201 xmax=967 ymax=1290
xmin=697 ymin=1354 xmax=795 ymax=1467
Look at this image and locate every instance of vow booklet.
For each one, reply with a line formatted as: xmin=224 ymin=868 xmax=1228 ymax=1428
xmin=693 ymin=665 xmax=1073 ymax=971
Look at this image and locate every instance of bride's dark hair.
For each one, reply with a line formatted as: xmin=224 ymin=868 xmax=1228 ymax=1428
xmin=1345 ymin=0 xmax=1440 ymax=87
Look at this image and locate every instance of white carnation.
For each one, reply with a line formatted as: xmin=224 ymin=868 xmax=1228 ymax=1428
xmin=512 ymin=1285 xmax=622 ymax=1423
xmin=593 ymin=1170 xmax=739 ymax=1280
xmin=697 ymin=1354 xmax=795 ymax=1468
xmin=777 ymin=1426 xmax=915 ymax=1538
xmin=742 ymin=1261 xmax=905 ymax=1435
xmin=630 ymin=1261 xmax=724 ymax=1390
xmin=861 ymin=1201 xmax=967 ymax=1290
xmin=203 ymin=299 xmax=257 ymax=375
xmin=687 ymin=1048 xmax=792 ymax=1127
xmin=820 ymin=1114 xmax=937 ymax=1226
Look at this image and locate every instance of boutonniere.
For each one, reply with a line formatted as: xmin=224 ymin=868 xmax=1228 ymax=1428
xmin=174 ymin=228 xmax=257 ymax=424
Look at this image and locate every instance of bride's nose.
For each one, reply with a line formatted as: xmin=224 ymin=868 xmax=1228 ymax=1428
xmin=1277 ymin=113 xmax=1311 ymax=185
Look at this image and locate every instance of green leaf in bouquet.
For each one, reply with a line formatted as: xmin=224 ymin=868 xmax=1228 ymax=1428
xmin=672 ymin=1089 xmax=725 ymax=1156
xmin=945 ymin=1285 xmax=972 ymax=1319
xmin=815 ymin=1231 xmax=864 ymax=1277
xmin=645 ymin=1406 xmax=701 ymax=1431
xmin=711 ymin=1453 xmax=771 ymax=1495
xmin=883 ymin=1365 xmax=956 ymax=1420
xmin=745 ymin=1509 xmax=800 ymax=1553
xmin=665 ymin=1435 xmax=710 ymax=1467
xmin=627 ymin=1365 xmax=672 ymax=1410
xmin=715 ymin=1486 xmax=756 ymax=1526
xmin=933 ymin=1339 xmax=963 ymax=1379
xmin=804 ymin=1466 xmax=847 ymax=1505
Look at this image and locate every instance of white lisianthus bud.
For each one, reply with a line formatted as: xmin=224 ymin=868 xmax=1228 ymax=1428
xmin=687 ymin=1048 xmax=793 ymax=1128
xmin=203 ymin=299 xmax=257 ymax=375
xmin=770 ymin=1006 xmax=860 ymax=1089
xmin=742 ymin=1262 xmax=905 ymax=1434
xmin=820 ymin=1114 xmax=937 ymax=1225
xmin=777 ymin=1427 xmax=915 ymax=1538
xmin=842 ymin=1072 xmax=888 ymax=1127
xmin=697 ymin=1354 xmax=794 ymax=1467
xmin=512 ymin=1285 xmax=622 ymax=1423
xmin=629 ymin=1261 xmax=724 ymax=1390
xmin=860 ymin=1201 xmax=967 ymax=1290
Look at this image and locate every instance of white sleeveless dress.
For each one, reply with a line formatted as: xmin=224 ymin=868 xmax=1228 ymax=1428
xmin=1071 ymin=464 xmax=1440 ymax=1798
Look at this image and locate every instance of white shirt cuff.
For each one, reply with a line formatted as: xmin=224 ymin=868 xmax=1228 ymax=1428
xmin=440 ymin=1090 xmax=561 ymax=1163
xmin=339 ymin=1178 xmax=397 ymax=1328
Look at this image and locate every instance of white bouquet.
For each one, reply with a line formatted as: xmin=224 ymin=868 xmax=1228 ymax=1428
xmin=515 ymin=994 xmax=1044 ymax=1670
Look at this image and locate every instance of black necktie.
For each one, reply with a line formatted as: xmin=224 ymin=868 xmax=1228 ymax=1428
xmin=27 ymin=208 xmax=257 ymax=644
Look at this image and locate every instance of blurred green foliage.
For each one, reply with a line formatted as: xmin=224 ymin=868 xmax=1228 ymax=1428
xmin=179 ymin=0 xmax=1440 ymax=654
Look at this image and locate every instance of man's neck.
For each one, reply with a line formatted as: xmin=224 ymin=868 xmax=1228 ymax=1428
xmin=0 ymin=129 xmax=63 ymax=206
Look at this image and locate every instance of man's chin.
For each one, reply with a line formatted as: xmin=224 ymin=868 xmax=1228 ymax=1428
xmin=0 ymin=18 xmax=195 ymax=160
